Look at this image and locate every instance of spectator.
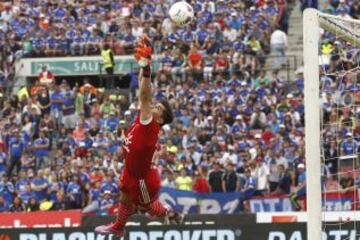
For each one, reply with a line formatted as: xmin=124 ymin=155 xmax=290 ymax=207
xmin=9 ymin=196 xmax=25 ymax=212
xmin=270 ymin=27 xmax=288 ymax=68
xmin=37 ymin=88 xmax=51 ymax=116
xmin=62 ymin=85 xmax=77 ymax=130
xmin=100 ymin=97 xmax=115 ymax=118
xmin=275 ymin=164 xmax=292 ymax=194
xmin=222 ymin=162 xmax=239 ymax=192
xmin=340 ymin=132 xmax=357 ymax=156
xmin=0 ymin=174 xmax=14 ymax=204
xmin=185 ymin=46 xmax=203 ymax=80
xmin=26 ymin=197 xmax=39 ymax=212
xmin=175 ymin=169 xmax=192 ymax=191
xmin=193 ymin=170 xmax=211 ymax=193
xmin=82 ymin=84 xmax=97 ymax=118
xmin=99 ymin=190 xmax=114 ymax=216
xmin=38 ymin=65 xmax=54 ymax=86
xmin=0 ymin=195 xmax=8 ymax=212
xmin=324 ymin=141 xmax=338 ymax=175
xmin=208 ymin=162 xmax=224 ymax=193
xmin=100 ymin=174 xmax=119 ymax=200
xmin=250 ymin=106 xmax=267 ymax=129
xmin=50 ymin=84 xmax=64 ymax=129
xmin=7 ymin=129 xmax=24 ymax=177
xmin=31 ymin=170 xmax=49 ymax=203
xmin=52 ymin=191 xmax=67 ymax=211
xmin=83 ymin=181 xmax=101 ymax=213
xmin=48 ymin=172 xmax=64 ymax=202
xmin=242 ymin=168 xmax=256 ymax=200
xmin=33 ymin=131 xmax=50 ymax=169
xmin=290 ymin=163 xmax=306 ymax=211
xmin=350 ymin=1 xmax=360 ymax=19
xmin=104 ymin=112 xmax=119 ymax=133
xmin=101 ymin=44 xmax=115 ymax=89
xmin=161 ymin=171 xmax=176 ymax=188
xmin=255 ymin=160 xmax=270 ymax=195
xmin=340 ymin=172 xmax=355 ymax=190
xmin=19 ymin=184 xmax=36 ymax=206
xmin=66 ymin=175 xmax=82 ymax=209
xmin=16 ymin=170 xmax=30 ymax=195
xmin=0 ymin=144 xmax=7 ymax=176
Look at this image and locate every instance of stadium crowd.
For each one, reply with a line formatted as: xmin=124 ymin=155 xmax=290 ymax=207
xmin=0 ymin=0 xmax=359 ymax=215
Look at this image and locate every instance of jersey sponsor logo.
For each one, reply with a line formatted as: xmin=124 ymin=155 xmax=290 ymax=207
xmin=123 ymin=127 xmax=135 ymax=153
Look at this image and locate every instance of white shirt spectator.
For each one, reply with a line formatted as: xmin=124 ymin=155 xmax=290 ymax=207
xmin=23 ymin=103 xmax=41 ymax=115
xmin=250 ymin=111 xmax=267 ymax=127
xmin=268 ymin=164 xmax=280 ymax=183
xmin=162 ymin=18 xmax=173 ymax=36
xmin=202 ymin=1 xmax=215 ymax=13
xmin=223 ymin=28 xmax=237 ymax=42
xmin=220 ymin=151 xmax=238 ymax=165
xmin=270 ymin=29 xmax=288 ymax=47
xmin=132 ymin=26 xmax=144 ymax=40
xmin=276 ymin=155 xmax=288 ymax=169
xmin=162 ymin=176 xmax=176 ymax=188
xmin=256 ymin=163 xmax=270 ymax=191
xmin=1 ymin=9 xmax=13 ymax=22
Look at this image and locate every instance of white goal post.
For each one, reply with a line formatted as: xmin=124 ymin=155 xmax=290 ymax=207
xmin=303 ymin=8 xmax=360 ymax=240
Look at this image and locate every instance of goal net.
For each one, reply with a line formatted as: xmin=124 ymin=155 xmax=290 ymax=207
xmin=303 ymin=9 xmax=360 ymax=240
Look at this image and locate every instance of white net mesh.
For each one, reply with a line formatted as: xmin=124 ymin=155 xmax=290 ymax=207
xmin=317 ymin=12 xmax=360 ymax=239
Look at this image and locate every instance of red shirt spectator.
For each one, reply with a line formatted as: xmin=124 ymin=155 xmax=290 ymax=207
xmin=38 ymin=66 xmax=54 ymax=86
xmin=193 ymin=172 xmax=210 ymax=193
xmin=215 ymin=51 xmax=229 ymax=72
xmin=262 ymin=127 xmax=275 ymax=143
xmin=90 ymin=169 xmax=103 ymax=187
xmin=188 ymin=47 xmax=202 ymax=69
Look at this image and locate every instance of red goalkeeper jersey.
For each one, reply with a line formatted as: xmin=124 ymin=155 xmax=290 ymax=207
xmin=122 ymin=114 xmax=160 ymax=179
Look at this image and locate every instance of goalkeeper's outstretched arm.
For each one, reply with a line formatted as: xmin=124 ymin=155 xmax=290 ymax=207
xmin=135 ymin=35 xmax=153 ymax=123
xmin=139 ymin=66 xmax=152 ymax=123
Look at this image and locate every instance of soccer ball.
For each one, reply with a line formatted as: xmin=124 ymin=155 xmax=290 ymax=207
xmin=169 ymin=1 xmax=194 ymax=27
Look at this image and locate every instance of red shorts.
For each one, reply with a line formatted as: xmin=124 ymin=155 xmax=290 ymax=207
xmin=119 ymin=167 xmax=161 ymax=206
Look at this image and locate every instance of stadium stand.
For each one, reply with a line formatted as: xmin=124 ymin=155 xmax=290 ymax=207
xmin=0 ymin=0 xmax=358 ymax=215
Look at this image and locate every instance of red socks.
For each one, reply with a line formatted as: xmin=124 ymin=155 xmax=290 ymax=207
xmin=147 ymin=200 xmax=168 ymax=217
xmin=112 ymin=203 xmax=135 ymax=230
xmin=112 ymin=200 xmax=167 ymax=230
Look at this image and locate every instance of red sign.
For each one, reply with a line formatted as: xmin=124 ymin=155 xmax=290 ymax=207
xmin=0 ymin=210 xmax=81 ymax=228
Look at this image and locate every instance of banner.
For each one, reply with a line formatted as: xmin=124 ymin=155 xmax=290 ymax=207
xmin=0 ymin=210 xmax=81 ymax=228
xmin=16 ymin=55 xmax=161 ymax=77
xmin=249 ymin=196 xmax=293 ymax=213
xmin=249 ymin=191 xmax=358 ymax=213
xmin=159 ymin=187 xmax=243 ymax=214
xmin=322 ymin=192 xmax=358 ymax=211
xmin=1 ymin=222 xmax=359 ymax=240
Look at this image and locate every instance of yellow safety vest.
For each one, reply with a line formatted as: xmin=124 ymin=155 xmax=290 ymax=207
xmin=321 ymin=43 xmax=333 ymax=55
xmin=101 ymin=49 xmax=113 ymax=69
xmin=17 ymin=87 xmax=29 ymax=100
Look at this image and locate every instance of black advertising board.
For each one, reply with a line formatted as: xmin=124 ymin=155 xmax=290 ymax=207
xmin=0 ymin=222 xmax=359 ymax=240
xmin=125 ymin=223 xmax=360 ymax=240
